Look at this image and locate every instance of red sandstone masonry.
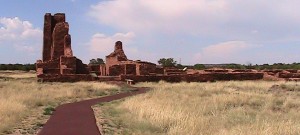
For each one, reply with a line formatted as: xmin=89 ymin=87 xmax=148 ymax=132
xmin=42 ymin=13 xmax=52 ymax=62
xmin=278 ymin=73 xmax=300 ymax=78
xmin=64 ymin=34 xmax=73 ymax=57
xmin=51 ymin=22 xmax=69 ymax=59
xmin=60 ymin=56 xmax=76 ymax=74
xmin=37 ymin=13 xmax=91 ymax=82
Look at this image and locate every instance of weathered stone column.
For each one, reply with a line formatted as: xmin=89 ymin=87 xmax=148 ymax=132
xmin=42 ymin=13 xmax=52 ymax=62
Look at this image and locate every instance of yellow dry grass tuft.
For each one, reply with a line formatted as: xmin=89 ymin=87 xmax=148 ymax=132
xmin=0 ymin=71 xmax=120 ymax=133
xmin=105 ymin=81 xmax=300 ymax=135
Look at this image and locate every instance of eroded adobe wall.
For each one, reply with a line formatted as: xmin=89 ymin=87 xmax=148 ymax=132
xmin=125 ymin=64 xmax=136 ymax=75
xmin=108 ymin=65 xmax=125 ymax=76
xmin=137 ymin=63 xmax=156 ymax=75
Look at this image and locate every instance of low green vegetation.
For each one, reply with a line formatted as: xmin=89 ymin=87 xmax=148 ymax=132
xmin=43 ymin=106 xmax=55 ymax=115
xmin=194 ymin=64 xmax=206 ymax=70
xmin=158 ymin=58 xmax=177 ymax=67
xmin=157 ymin=57 xmax=300 ymax=70
xmin=89 ymin=58 xmax=105 ymax=65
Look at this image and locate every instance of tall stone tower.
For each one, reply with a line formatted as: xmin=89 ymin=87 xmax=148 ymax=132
xmin=42 ymin=13 xmax=73 ymax=61
xmin=36 ymin=13 xmax=91 ymax=82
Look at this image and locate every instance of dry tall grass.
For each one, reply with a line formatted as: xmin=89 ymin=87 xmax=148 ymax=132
xmin=111 ymin=81 xmax=300 ymax=135
xmin=0 ymin=71 xmax=120 ymax=133
xmin=0 ymin=70 xmax=36 ymax=79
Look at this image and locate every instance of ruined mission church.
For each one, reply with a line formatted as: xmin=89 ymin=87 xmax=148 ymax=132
xmin=36 ymin=13 xmax=263 ymax=82
xmin=36 ymin=13 xmax=163 ymax=82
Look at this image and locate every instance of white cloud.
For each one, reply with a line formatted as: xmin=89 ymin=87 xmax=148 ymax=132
xmin=87 ymin=0 xmax=300 ymax=64
xmin=194 ymin=41 xmax=256 ymax=64
xmin=202 ymin=41 xmax=249 ymax=55
xmin=14 ymin=44 xmax=35 ymax=53
xmin=0 ymin=17 xmax=42 ymax=54
xmin=88 ymin=32 xmax=136 ymax=59
xmin=88 ymin=0 xmax=227 ymax=35
xmin=88 ymin=0 xmax=300 ymax=40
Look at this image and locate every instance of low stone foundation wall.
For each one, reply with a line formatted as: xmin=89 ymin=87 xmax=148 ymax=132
xmin=37 ymin=72 xmax=264 ymax=83
xmin=98 ymin=76 xmax=122 ymax=81
xmin=278 ymin=73 xmax=300 ymax=78
xmin=121 ymin=72 xmax=264 ymax=83
xmin=37 ymin=74 xmax=93 ymax=82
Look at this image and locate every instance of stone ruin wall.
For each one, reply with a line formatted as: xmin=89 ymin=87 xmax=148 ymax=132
xmin=261 ymin=69 xmax=300 ymax=81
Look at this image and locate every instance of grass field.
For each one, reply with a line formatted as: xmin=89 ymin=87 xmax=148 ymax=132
xmin=96 ymin=81 xmax=300 ymax=135
xmin=0 ymin=71 xmax=121 ymax=134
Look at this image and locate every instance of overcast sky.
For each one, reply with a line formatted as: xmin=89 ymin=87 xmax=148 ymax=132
xmin=1 ymin=0 xmax=300 ymax=65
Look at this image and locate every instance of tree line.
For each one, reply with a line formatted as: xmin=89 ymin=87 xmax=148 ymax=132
xmin=157 ymin=58 xmax=300 ymax=70
xmin=192 ymin=63 xmax=300 ymax=70
xmin=0 ymin=64 xmax=35 ymax=71
xmin=1 ymin=58 xmax=300 ymax=71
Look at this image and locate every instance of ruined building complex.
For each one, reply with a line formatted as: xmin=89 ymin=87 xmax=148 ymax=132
xmin=37 ymin=13 xmax=300 ymax=82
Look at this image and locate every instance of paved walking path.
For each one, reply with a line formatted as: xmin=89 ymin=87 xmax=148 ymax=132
xmin=38 ymin=87 xmax=149 ymax=135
